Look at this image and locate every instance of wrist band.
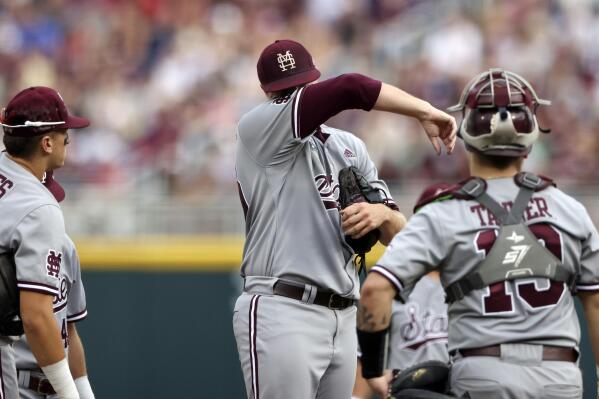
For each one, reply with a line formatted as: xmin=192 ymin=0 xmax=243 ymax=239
xmin=75 ymin=376 xmax=95 ymax=399
xmin=41 ymin=358 xmax=79 ymax=399
xmin=357 ymin=327 xmax=389 ymax=378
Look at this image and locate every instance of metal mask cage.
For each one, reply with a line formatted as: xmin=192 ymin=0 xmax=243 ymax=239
xmin=447 ymin=68 xmax=551 ymax=113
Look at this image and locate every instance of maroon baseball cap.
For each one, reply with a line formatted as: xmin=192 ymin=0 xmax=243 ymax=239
xmin=42 ymin=170 xmax=65 ymax=203
xmin=1 ymin=86 xmax=90 ymax=137
xmin=257 ymin=40 xmax=321 ymax=92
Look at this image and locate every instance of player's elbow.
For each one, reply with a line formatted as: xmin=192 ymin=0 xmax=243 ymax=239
xmin=20 ymin=308 xmax=47 ymax=333
xmin=20 ymin=291 xmax=54 ymax=332
xmin=361 ymin=272 xmax=396 ymax=302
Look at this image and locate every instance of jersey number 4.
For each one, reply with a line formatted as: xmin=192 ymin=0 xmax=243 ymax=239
xmin=475 ymin=223 xmax=565 ymax=314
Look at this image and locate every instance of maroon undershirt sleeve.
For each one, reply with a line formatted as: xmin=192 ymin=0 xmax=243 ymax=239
xmin=296 ymin=73 xmax=382 ymax=138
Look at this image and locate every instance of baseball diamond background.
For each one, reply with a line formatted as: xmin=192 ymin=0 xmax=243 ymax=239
xmin=73 ymin=238 xmax=598 ymax=399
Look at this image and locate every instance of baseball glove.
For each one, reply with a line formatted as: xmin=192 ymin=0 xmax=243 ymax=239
xmin=389 ymin=361 xmax=452 ymax=399
xmin=0 ymin=253 xmax=23 ymax=336
xmin=338 ymin=166 xmax=385 ymax=255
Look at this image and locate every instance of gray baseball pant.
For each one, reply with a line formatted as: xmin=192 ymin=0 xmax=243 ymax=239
xmin=0 ymin=342 xmax=19 ymax=399
xmin=450 ymin=343 xmax=582 ymax=398
xmin=233 ymin=291 xmax=357 ymax=399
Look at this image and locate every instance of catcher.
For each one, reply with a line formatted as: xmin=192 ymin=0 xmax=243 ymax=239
xmin=357 ymin=69 xmax=599 ymax=399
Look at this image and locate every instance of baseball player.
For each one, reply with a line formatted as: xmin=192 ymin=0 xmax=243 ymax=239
xmin=352 ymin=273 xmax=448 ymax=399
xmin=13 ymin=172 xmax=94 ymax=399
xmin=0 ymin=86 xmax=90 ymax=399
xmin=357 ymin=69 xmax=599 ymax=399
xmin=233 ymin=39 xmax=456 ymax=399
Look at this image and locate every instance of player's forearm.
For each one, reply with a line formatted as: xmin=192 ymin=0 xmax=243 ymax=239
xmin=67 ymin=325 xmax=95 ymax=399
xmin=22 ymin=293 xmax=80 ymax=398
xmin=357 ymin=273 xmax=395 ymax=380
xmin=357 ymin=273 xmax=395 ymax=332
xmin=67 ymin=323 xmax=88 ymax=379
xmin=20 ymin=292 xmax=67 ymax=366
xmin=373 ymin=83 xmax=433 ymax=121
xmin=378 ymin=209 xmax=407 ymax=246
xmin=352 ymin=359 xmax=374 ymax=399
xmin=580 ymin=292 xmax=599 ymax=364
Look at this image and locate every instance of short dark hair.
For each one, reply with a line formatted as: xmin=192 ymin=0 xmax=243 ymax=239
xmin=3 ymin=129 xmax=68 ymax=159
xmin=3 ymin=134 xmax=43 ymax=158
xmin=474 ymin=152 xmax=523 ymax=170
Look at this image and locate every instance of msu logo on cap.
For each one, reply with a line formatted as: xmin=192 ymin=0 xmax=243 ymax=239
xmin=257 ymin=40 xmax=320 ymax=92
xmin=277 ymin=50 xmax=296 ymax=71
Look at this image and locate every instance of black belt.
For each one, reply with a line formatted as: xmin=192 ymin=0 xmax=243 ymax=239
xmin=452 ymin=345 xmax=577 ymax=362
xmin=18 ymin=370 xmax=56 ymax=395
xmin=273 ymin=281 xmax=356 ymax=310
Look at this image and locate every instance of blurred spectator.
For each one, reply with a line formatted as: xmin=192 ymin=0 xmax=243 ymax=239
xmin=0 ymin=0 xmax=597 ymax=212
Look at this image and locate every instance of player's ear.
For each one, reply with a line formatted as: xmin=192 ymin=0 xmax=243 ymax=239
xmin=40 ymin=134 xmax=54 ymax=154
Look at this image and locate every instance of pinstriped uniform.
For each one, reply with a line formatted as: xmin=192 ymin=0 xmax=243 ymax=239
xmin=233 ymin=85 xmax=395 ymax=399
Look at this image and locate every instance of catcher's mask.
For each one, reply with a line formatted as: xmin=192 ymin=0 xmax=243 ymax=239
xmin=447 ymin=68 xmax=551 ymax=157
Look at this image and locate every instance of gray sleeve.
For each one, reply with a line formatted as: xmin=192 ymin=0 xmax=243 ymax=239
xmin=370 ymin=206 xmax=446 ymax=301
xmin=355 ymin=137 xmax=399 ymax=211
xmin=576 ymin=209 xmax=599 ymax=292
xmin=11 ymin=205 xmax=64 ymax=296
xmin=66 ymin=245 xmax=87 ymax=322
xmin=237 ymin=89 xmax=310 ymax=167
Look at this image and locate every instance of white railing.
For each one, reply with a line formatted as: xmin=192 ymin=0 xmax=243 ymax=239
xmin=62 ymin=181 xmax=599 ymax=237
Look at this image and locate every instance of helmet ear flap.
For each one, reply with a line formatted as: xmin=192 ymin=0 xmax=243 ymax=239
xmin=532 ymin=104 xmax=552 ymax=134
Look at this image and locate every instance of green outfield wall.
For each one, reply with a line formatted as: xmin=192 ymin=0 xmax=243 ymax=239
xmin=78 ymin=271 xmax=246 ymax=398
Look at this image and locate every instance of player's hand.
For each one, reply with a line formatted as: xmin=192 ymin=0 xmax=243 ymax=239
xmin=418 ymin=105 xmax=457 ymax=155
xmin=341 ymin=203 xmax=389 ymax=239
xmin=365 ymin=369 xmax=393 ymax=398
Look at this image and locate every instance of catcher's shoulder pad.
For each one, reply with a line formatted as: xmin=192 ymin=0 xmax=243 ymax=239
xmin=513 ymin=172 xmax=555 ymax=191
xmin=413 ymin=181 xmax=466 ymax=213
xmin=414 ymin=173 xmax=556 ymax=213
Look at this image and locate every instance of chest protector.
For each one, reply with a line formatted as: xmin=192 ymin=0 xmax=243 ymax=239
xmin=445 ymin=172 xmax=575 ymax=303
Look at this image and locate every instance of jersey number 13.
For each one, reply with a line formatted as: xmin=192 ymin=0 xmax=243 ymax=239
xmin=475 ymin=223 xmax=565 ymax=314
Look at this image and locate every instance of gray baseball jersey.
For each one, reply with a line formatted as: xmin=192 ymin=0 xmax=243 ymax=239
xmin=14 ymin=234 xmax=87 ymax=371
xmin=236 ymin=89 xmax=396 ymax=299
xmin=387 ymin=275 xmax=448 ymax=370
xmin=0 ymin=153 xmax=68 ymax=298
xmin=372 ymin=176 xmax=599 ymax=352
xmin=235 ymin=74 xmax=393 ymax=399
xmin=0 ymin=153 xmax=73 ymax=399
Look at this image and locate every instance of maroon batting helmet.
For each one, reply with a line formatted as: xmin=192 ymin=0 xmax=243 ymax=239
xmin=448 ymin=68 xmax=551 ymax=157
xmin=257 ymin=40 xmax=321 ymax=92
xmin=1 ymin=86 xmax=90 ymax=137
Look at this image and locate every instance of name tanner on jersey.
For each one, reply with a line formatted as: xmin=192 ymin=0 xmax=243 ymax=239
xmin=471 ymin=197 xmax=551 ymax=227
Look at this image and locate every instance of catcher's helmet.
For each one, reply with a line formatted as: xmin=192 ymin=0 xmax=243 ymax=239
xmin=257 ymin=39 xmax=321 ymax=92
xmin=447 ymin=68 xmax=550 ymax=157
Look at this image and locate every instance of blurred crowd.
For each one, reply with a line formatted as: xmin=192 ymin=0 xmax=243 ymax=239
xmin=0 ymin=0 xmax=598 ymax=199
